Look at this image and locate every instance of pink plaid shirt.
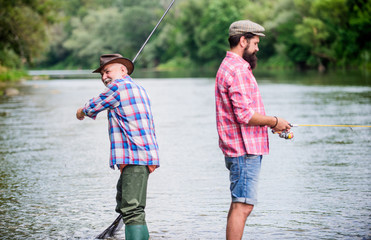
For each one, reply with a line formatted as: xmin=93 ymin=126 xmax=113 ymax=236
xmin=215 ymin=51 xmax=269 ymax=157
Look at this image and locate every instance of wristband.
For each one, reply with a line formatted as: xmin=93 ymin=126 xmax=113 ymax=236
xmin=271 ymin=116 xmax=278 ymax=128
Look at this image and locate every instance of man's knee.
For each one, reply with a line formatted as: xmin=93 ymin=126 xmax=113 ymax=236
xmin=122 ymin=206 xmax=146 ymax=225
xmin=231 ymin=202 xmax=254 ymax=216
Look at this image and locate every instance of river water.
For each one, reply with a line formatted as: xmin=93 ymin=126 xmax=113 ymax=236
xmin=0 ymin=72 xmax=370 ymax=239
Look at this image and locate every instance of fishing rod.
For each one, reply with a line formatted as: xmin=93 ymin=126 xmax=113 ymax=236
xmin=132 ymin=0 xmax=175 ymax=63
xmin=291 ymin=124 xmax=371 ymax=128
xmin=97 ymin=1 xmax=175 ymax=239
xmin=272 ymin=123 xmax=371 ymax=140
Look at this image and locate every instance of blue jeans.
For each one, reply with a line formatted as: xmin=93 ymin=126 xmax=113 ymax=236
xmin=225 ymin=154 xmax=262 ymax=205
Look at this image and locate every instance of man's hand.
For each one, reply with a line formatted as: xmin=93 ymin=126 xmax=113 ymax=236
xmin=76 ymin=107 xmax=85 ymax=120
xmin=272 ymin=117 xmax=291 ymax=132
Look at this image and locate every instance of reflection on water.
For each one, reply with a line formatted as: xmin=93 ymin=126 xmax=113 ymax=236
xmin=0 ymin=76 xmax=370 ymax=239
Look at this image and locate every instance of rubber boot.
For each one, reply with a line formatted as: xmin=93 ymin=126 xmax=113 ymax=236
xmin=125 ymin=224 xmax=149 ymax=240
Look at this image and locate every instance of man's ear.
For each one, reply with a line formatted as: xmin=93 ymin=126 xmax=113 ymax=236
xmin=240 ymin=36 xmax=249 ymax=48
xmin=121 ymin=65 xmax=128 ymax=75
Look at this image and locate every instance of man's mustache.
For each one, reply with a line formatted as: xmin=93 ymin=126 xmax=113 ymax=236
xmin=103 ymin=78 xmax=113 ymax=85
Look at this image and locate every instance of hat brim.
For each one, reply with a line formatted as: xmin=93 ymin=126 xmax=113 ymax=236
xmin=252 ymin=32 xmax=265 ymax=37
xmin=229 ymin=31 xmax=265 ymax=37
xmin=92 ymin=57 xmax=134 ymax=75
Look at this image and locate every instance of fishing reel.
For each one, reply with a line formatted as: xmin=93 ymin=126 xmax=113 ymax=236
xmin=271 ymin=129 xmax=294 ymax=139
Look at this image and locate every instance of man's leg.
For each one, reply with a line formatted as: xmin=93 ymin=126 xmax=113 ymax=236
xmin=116 ymin=165 xmax=150 ymax=240
xmin=226 ymin=202 xmax=254 ymax=240
xmin=225 ymin=155 xmax=262 ymax=240
xmin=115 ymin=172 xmax=123 ymax=213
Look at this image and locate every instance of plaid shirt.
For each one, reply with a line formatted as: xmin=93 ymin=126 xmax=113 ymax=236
xmin=215 ymin=51 xmax=269 ymax=157
xmin=83 ymin=76 xmax=159 ymax=169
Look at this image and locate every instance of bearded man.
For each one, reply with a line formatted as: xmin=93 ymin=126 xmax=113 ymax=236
xmin=215 ymin=20 xmax=291 ymax=240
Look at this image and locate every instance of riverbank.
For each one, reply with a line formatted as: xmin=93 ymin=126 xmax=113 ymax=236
xmin=0 ymin=66 xmax=28 ymax=82
xmin=0 ymin=68 xmax=26 ymax=96
xmin=0 ymin=80 xmax=24 ymax=96
xmin=0 ymin=66 xmax=50 ymax=96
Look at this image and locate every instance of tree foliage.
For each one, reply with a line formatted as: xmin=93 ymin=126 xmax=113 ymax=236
xmin=0 ymin=0 xmax=61 ymax=68
xmin=63 ymin=8 xmax=124 ymax=68
xmin=1 ymin=0 xmax=370 ymax=71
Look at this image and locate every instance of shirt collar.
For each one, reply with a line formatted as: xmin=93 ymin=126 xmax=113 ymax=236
xmin=226 ymin=51 xmax=251 ymax=70
xmin=226 ymin=51 xmax=242 ymax=59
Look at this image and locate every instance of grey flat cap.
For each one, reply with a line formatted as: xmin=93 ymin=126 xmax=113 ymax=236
xmin=229 ymin=20 xmax=265 ymax=37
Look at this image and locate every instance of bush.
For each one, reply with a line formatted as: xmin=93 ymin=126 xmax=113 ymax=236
xmin=0 ymin=65 xmax=28 ymax=82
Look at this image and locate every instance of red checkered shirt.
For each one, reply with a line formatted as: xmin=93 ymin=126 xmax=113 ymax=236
xmin=215 ymin=51 xmax=269 ymax=157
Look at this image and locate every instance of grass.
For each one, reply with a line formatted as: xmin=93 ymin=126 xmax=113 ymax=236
xmin=0 ymin=65 xmax=28 ymax=82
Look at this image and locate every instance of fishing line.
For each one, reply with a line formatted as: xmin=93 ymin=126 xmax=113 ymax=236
xmin=291 ymin=124 xmax=371 ymax=128
xmin=272 ymin=123 xmax=371 ymax=140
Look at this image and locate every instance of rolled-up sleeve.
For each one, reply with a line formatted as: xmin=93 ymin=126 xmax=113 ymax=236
xmin=228 ymin=68 xmax=255 ymax=124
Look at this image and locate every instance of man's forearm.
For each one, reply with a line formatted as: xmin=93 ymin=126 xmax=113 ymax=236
xmin=247 ymin=112 xmax=276 ymax=127
xmin=248 ymin=112 xmax=291 ymax=132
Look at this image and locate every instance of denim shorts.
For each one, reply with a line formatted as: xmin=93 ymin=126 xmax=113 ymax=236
xmin=225 ymin=154 xmax=262 ymax=205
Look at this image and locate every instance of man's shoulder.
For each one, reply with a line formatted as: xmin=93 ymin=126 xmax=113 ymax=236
xmin=222 ymin=52 xmax=248 ymax=68
xmin=115 ymin=77 xmax=149 ymax=98
xmin=218 ymin=57 xmax=247 ymax=78
xmin=114 ymin=77 xmax=138 ymax=88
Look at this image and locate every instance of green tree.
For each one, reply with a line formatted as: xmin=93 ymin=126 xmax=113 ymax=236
xmin=35 ymin=0 xmax=371 ymax=71
xmin=241 ymin=0 xmax=283 ymax=64
xmin=63 ymin=8 xmax=124 ymax=68
xmin=347 ymin=0 xmax=371 ymax=69
xmin=121 ymin=4 xmax=162 ymax=61
xmin=147 ymin=0 xmax=243 ymax=69
xmin=45 ymin=0 xmax=162 ymax=69
xmin=0 ymin=0 xmax=60 ymax=68
xmin=291 ymin=0 xmax=370 ymax=70
xmin=195 ymin=0 xmax=242 ymax=66
xmin=143 ymin=0 xmax=206 ymax=69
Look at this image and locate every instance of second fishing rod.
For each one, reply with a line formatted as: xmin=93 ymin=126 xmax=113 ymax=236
xmin=272 ymin=123 xmax=371 ymax=139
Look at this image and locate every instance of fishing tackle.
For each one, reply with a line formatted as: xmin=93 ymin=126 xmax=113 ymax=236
xmin=272 ymin=129 xmax=294 ymax=139
xmin=272 ymin=123 xmax=371 ymax=140
xmin=290 ymin=124 xmax=371 ymax=128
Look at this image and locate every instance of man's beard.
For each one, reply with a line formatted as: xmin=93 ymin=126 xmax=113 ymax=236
xmin=242 ymin=47 xmax=258 ymax=70
xmin=103 ymin=78 xmax=113 ymax=87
